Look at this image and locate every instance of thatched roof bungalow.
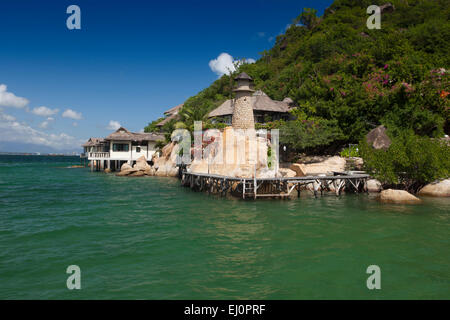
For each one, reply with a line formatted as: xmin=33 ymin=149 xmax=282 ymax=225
xmin=156 ymin=103 xmax=183 ymax=128
xmin=207 ymin=90 xmax=295 ymax=124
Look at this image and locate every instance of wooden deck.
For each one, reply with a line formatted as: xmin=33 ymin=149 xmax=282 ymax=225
xmin=181 ymin=171 xmax=371 ymax=199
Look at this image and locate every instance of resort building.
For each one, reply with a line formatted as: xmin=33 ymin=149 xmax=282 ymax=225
xmin=156 ymin=103 xmax=183 ymax=129
xmin=82 ymin=137 xmax=107 ymax=156
xmin=82 ymin=127 xmax=164 ymax=171
xmin=207 ymin=73 xmax=295 ymax=125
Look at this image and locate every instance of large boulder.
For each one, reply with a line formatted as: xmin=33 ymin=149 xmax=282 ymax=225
xmin=129 ymin=170 xmax=145 ymax=177
xmin=144 ymin=167 xmax=155 ymax=176
xmin=121 ymin=163 xmax=132 ymax=171
xmin=116 ymin=168 xmax=138 ymax=176
xmin=155 ymin=165 xmax=178 ymax=177
xmin=380 ymin=3 xmax=395 ymax=14
xmin=366 ymin=125 xmax=391 ymax=150
xmin=418 ymin=179 xmax=450 ymax=197
xmin=152 ymin=142 xmax=180 ymax=177
xmin=290 ymin=163 xmax=307 ymax=177
xmin=134 ymin=155 xmax=151 ymax=171
xmin=256 ymin=167 xmax=277 ymax=179
xmin=303 ymin=156 xmax=346 ymax=175
xmin=278 ymin=168 xmax=297 ymax=178
xmin=188 ymin=127 xmax=270 ymax=179
xmin=379 ymin=189 xmax=421 ymax=203
xmin=367 ymin=179 xmax=382 ymax=192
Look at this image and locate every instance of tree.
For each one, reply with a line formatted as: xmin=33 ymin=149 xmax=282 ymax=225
xmin=295 ymin=8 xmax=320 ymax=30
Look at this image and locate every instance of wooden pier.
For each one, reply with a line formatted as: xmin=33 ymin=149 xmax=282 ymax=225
xmin=181 ymin=171 xmax=371 ymax=199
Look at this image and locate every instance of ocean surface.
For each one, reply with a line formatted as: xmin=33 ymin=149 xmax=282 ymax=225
xmin=0 ymin=155 xmax=448 ymax=299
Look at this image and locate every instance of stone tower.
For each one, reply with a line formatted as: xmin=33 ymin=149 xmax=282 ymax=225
xmin=232 ymin=72 xmax=255 ymax=129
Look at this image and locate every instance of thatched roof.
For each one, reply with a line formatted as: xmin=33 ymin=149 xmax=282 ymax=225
xmin=105 ymin=127 xmax=164 ymax=142
xmin=163 ymin=103 xmax=183 ymax=116
xmin=82 ymin=137 xmax=105 ymax=147
xmin=207 ymin=91 xmax=293 ymax=118
xmin=157 ymin=103 xmax=183 ymax=127
xmin=156 ymin=112 xmax=180 ymax=127
xmin=235 ymin=72 xmax=253 ymax=81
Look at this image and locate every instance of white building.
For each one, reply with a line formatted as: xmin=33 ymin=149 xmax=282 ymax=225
xmin=83 ymin=127 xmax=165 ymax=171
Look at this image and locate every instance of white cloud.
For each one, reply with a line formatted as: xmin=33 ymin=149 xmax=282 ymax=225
xmin=0 ymin=84 xmax=29 ymax=108
xmin=0 ymin=111 xmax=82 ymax=150
xmin=72 ymin=122 xmax=78 ymax=127
xmin=38 ymin=117 xmax=55 ymax=129
xmin=31 ymin=106 xmax=59 ymax=117
xmin=107 ymin=120 xmax=121 ymax=130
xmin=208 ymin=53 xmax=256 ymax=77
xmin=0 ymin=111 xmax=16 ymax=122
xmin=209 ymin=53 xmax=235 ymax=76
xmin=62 ymin=108 xmax=82 ymax=120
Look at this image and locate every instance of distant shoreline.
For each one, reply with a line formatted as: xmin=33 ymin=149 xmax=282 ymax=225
xmin=0 ymin=152 xmax=80 ymax=156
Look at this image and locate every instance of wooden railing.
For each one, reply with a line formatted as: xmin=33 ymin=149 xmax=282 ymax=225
xmin=89 ymin=152 xmax=110 ymax=158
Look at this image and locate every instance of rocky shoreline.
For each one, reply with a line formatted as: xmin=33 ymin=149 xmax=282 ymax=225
xmin=100 ymin=140 xmax=449 ymax=203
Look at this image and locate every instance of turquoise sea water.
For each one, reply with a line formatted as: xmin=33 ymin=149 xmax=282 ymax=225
xmin=0 ymin=155 xmax=448 ymax=299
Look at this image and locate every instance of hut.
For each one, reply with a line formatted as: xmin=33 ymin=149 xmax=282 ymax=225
xmin=156 ymin=103 xmax=183 ymax=129
xmin=207 ymin=73 xmax=295 ymax=125
xmin=82 ymin=127 xmax=164 ymax=172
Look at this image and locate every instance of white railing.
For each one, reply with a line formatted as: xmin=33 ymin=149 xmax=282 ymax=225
xmin=89 ymin=152 xmax=110 ymax=158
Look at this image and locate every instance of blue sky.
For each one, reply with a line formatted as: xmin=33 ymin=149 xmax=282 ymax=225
xmin=0 ymin=0 xmax=333 ymax=153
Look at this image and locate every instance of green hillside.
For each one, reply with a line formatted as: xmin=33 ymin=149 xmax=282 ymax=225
xmin=146 ymin=0 xmax=449 ymax=154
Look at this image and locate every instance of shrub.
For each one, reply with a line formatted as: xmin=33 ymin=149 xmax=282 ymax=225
xmin=279 ymin=119 xmax=344 ymax=153
xmin=340 ymin=145 xmax=360 ymax=157
xmin=360 ymin=130 xmax=450 ymax=192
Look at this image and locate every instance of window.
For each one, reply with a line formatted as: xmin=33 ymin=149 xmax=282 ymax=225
xmin=113 ymin=143 xmax=129 ymax=152
xmin=136 ymin=147 xmax=141 ymax=153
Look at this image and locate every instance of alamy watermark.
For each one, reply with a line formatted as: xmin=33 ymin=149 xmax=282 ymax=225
xmin=366 ymin=265 xmax=381 ymax=290
xmin=66 ymin=5 xmax=81 ymax=30
xmin=367 ymin=5 xmax=381 ymax=29
xmin=66 ymin=265 xmax=81 ymax=290
xmin=171 ymin=121 xmax=279 ymax=168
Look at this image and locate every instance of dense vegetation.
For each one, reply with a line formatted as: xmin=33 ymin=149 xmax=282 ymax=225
xmin=146 ymin=0 xmax=449 ymax=156
xmin=360 ymin=129 xmax=450 ymax=192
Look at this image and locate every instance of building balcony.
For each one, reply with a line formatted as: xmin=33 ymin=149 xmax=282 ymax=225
xmin=88 ymin=152 xmax=110 ymax=159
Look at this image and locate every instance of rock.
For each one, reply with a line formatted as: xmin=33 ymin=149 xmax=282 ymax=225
xmin=303 ymin=156 xmax=346 ymax=175
xmin=367 ymin=179 xmax=382 ymax=192
xmin=188 ymin=127 xmax=270 ymax=179
xmin=418 ymin=179 xmax=450 ymax=197
xmin=231 ymin=165 xmax=254 ymax=178
xmin=366 ymin=125 xmax=391 ymax=150
xmin=161 ymin=142 xmax=176 ymax=159
xmin=129 ymin=170 xmax=145 ymax=177
xmin=155 ymin=166 xmax=178 ymax=177
xmin=134 ymin=155 xmax=150 ymax=171
xmin=256 ymin=167 xmax=276 ymax=179
xmin=290 ymin=163 xmax=306 ymax=177
xmin=144 ymin=167 xmax=155 ymax=176
xmin=379 ymin=189 xmax=421 ymax=203
xmin=278 ymin=168 xmax=297 ymax=178
xmin=151 ymin=142 xmax=180 ymax=177
xmin=116 ymin=169 xmax=134 ymax=176
xmin=121 ymin=163 xmax=132 ymax=171
xmin=104 ymin=168 xmax=111 ymax=173
xmin=380 ymin=3 xmax=395 ymax=14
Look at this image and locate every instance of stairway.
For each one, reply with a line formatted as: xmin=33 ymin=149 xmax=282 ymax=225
xmin=243 ymin=180 xmax=256 ymax=199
